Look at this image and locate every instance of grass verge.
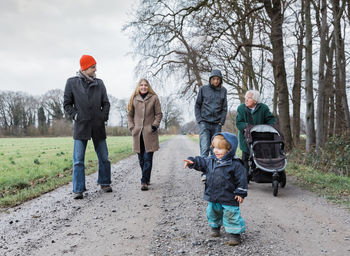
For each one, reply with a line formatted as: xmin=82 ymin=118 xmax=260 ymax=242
xmin=0 ymin=135 xmax=173 ymax=209
xmin=286 ymin=161 xmax=350 ymax=210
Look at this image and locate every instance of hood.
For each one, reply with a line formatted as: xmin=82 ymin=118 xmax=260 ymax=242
xmin=211 ymin=132 xmax=238 ymax=160
xmin=209 ymin=69 xmax=223 ymax=88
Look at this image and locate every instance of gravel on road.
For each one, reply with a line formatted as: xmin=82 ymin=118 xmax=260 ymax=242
xmin=1 ymin=135 xmax=349 ymax=256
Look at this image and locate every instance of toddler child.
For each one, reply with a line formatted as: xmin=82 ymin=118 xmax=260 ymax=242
xmin=184 ymin=132 xmax=247 ymax=245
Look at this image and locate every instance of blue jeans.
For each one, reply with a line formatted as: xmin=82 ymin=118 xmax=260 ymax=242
xmin=199 ymin=122 xmax=222 ymax=157
xmin=137 ymin=134 xmax=154 ymax=184
xmin=73 ymin=139 xmax=111 ymax=193
xmin=206 ymin=202 xmax=245 ymax=234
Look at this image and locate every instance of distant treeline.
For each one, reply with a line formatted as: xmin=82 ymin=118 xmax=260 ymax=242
xmin=0 ymin=89 xmax=130 ymax=137
xmin=0 ymin=90 xmax=186 ymax=137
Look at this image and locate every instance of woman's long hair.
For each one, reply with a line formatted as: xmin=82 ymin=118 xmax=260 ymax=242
xmin=127 ymin=78 xmax=157 ymax=112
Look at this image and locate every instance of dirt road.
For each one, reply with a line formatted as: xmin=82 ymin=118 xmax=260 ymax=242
xmin=1 ymin=135 xmax=349 ymax=256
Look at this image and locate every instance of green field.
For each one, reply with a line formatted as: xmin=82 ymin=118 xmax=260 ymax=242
xmin=0 ymin=136 xmax=172 ymax=208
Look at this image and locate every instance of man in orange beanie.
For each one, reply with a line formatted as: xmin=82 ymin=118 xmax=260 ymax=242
xmin=80 ymin=55 xmax=96 ymax=70
xmin=64 ymin=55 xmax=112 ymax=199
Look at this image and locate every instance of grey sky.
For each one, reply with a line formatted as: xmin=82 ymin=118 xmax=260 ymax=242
xmin=0 ymin=0 xmax=139 ymax=99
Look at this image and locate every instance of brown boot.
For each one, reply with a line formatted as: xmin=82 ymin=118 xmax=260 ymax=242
xmin=141 ymin=183 xmax=149 ymax=191
xmin=210 ymin=227 xmax=220 ymax=237
xmin=227 ymin=234 xmax=241 ymax=246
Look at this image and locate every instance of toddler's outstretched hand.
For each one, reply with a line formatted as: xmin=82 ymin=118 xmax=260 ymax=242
xmin=235 ymin=195 xmax=244 ymax=204
xmin=184 ymin=159 xmax=194 ymax=169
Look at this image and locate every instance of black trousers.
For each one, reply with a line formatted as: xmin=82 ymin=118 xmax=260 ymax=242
xmin=137 ymin=133 xmax=154 ymax=184
xmin=241 ymin=151 xmax=250 ymax=176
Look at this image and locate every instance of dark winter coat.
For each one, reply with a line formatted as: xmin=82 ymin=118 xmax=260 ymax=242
xmin=236 ymin=103 xmax=276 ymax=153
xmin=63 ymin=72 xmax=110 ymax=141
xmin=187 ymin=132 xmax=248 ymax=206
xmin=127 ymin=93 xmax=163 ymax=153
xmin=195 ymin=70 xmax=227 ymax=125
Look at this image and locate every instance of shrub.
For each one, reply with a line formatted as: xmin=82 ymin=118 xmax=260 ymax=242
xmin=289 ymin=134 xmax=350 ymax=176
xmin=106 ymin=126 xmax=130 ymax=136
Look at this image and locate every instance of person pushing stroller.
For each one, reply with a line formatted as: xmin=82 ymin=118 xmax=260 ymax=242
xmin=236 ymin=90 xmax=276 ymax=180
xmin=184 ymin=132 xmax=247 ymax=246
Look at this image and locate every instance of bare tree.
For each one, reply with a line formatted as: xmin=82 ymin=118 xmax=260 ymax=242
xmin=181 ymin=120 xmax=198 ymax=134
xmin=0 ymin=91 xmax=38 ymax=136
xmin=325 ymin=38 xmax=335 ymax=137
xmin=116 ymin=99 xmax=128 ymax=127
xmin=38 ymin=106 xmax=47 ymax=135
xmin=207 ymin=1 xmax=269 ymax=100
xmin=304 ymin=0 xmax=316 ymax=151
xmin=0 ymin=91 xmax=10 ymax=132
xmin=124 ymin=0 xmax=350 ymax=153
xmin=42 ymin=89 xmax=64 ymax=124
xmin=259 ymin=0 xmax=293 ymax=150
xmin=313 ymin=0 xmax=332 ymax=151
xmin=290 ymin=0 xmax=304 ymax=145
xmin=160 ymin=95 xmax=183 ymax=130
xmin=123 ymin=0 xmax=213 ymax=95
xmin=333 ymin=0 xmax=350 ymax=133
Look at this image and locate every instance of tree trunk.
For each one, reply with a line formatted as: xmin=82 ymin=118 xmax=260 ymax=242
xmin=324 ymin=38 xmax=335 ymax=138
xmin=262 ymin=0 xmax=293 ymax=151
xmin=333 ymin=0 xmax=348 ymax=134
xmin=328 ymin=39 xmax=336 ymax=137
xmin=316 ymin=0 xmax=328 ymax=153
xmin=292 ymin=44 xmax=302 ymax=146
xmin=273 ymin=83 xmax=278 ymax=120
xmin=305 ymin=0 xmax=316 ymax=151
xmin=292 ymin=0 xmax=304 ymax=146
xmin=329 ymin=92 xmax=336 ymax=137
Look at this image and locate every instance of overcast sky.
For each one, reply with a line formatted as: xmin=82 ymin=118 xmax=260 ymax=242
xmin=0 ymin=0 xmax=140 ymax=99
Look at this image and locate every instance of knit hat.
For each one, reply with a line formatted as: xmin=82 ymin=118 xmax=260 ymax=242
xmin=80 ymin=55 xmax=96 ymax=71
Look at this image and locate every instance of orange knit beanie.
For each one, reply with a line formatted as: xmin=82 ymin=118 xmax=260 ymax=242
xmin=80 ymin=55 xmax=96 ymax=71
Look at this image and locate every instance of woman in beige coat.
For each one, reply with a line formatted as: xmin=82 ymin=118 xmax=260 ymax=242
xmin=127 ymin=79 xmax=163 ymax=191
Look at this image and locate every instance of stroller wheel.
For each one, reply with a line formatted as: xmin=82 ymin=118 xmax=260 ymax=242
xmin=280 ymin=172 xmax=286 ymax=188
xmin=273 ymin=180 xmax=279 ymax=196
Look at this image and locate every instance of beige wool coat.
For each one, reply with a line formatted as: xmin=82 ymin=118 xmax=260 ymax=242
xmin=127 ymin=93 xmax=163 ymax=153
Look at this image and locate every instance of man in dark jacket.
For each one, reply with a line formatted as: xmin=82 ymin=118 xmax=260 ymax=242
xmin=64 ymin=55 xmax=112 ymax=199
xmin=184 ymin=132 xmax=247 ymax=245
xmin=195 ymin=69 xmax=227 ymax=181
xmin=236 ymin=90 xmax=276 ymax=179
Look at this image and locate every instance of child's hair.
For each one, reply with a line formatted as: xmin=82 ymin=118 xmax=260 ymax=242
xmin=212 ymin=135 xmax=231 ymax=151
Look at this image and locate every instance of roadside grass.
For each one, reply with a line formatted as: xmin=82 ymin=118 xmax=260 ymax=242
xmin=187 ymin=134 xmax=350 ymax=210
xmin=286 ymin=162 xmax=350 ymax=210
xmin=0 ymin=135 xmax=173 ymax=208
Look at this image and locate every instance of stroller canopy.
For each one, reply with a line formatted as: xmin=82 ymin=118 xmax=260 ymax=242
xmin=250 ymin=125 xmax=281 ymax=135
xmin=244 ymin=124 xmax=284 ymax=145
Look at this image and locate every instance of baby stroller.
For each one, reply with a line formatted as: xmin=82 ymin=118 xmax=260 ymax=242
xmin=244 ymin=124 xmax=287 ymax=196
